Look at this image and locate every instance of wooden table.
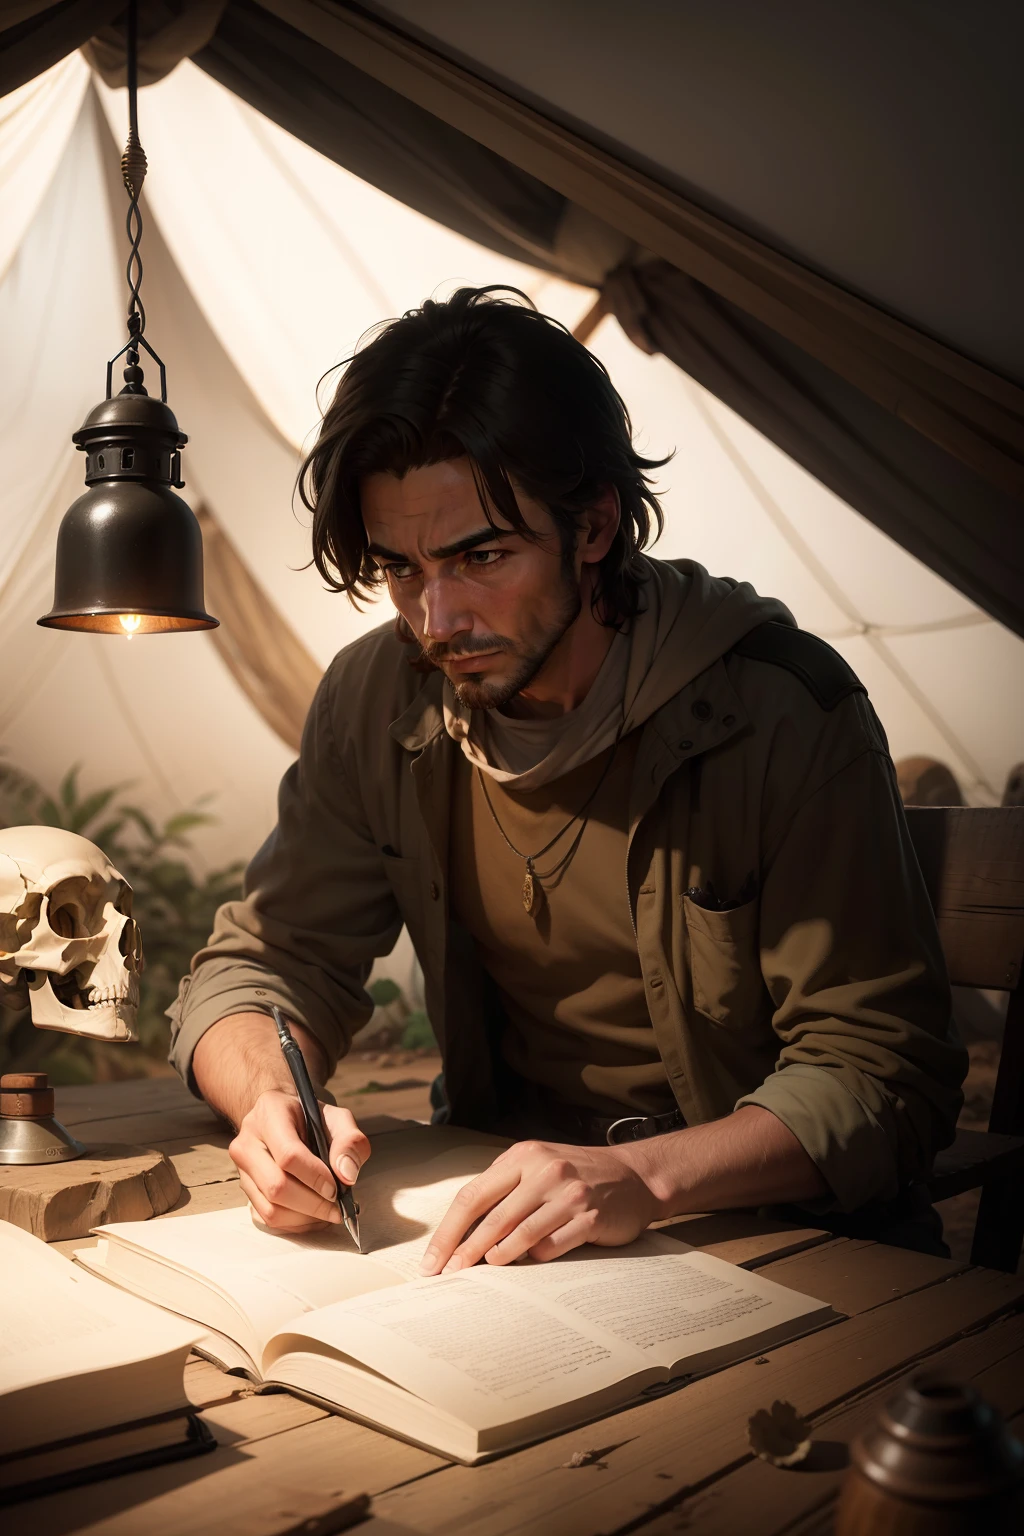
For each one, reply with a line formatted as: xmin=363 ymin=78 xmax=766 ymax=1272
xmin=12 ymin=1074 xmax=1024 ymax=1536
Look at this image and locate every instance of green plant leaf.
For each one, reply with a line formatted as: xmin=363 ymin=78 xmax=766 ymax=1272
xmin=368 ymin=977 xmax=402 ymax=1007
xmin=401 ymin=1011 xmax=436 ymax=1050
xmin=89 ymin=818 xmax=129 ymax=853
xmin=59 ymin=764 xmax=81 ymax=812
xmin=119 ymin=804 xmax=159 ymax=843
xmin=162 ymin=811 xmax=214 ymax=839
xmin=68 ymin=786 xmax=120 ymax=834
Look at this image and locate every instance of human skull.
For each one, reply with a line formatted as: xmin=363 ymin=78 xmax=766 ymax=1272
xmin=0 ymin=826 xmax=142 ymax=1042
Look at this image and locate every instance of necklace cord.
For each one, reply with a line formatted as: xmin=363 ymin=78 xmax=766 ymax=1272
xmin=476 ymin=735 xmax=622 ymax=873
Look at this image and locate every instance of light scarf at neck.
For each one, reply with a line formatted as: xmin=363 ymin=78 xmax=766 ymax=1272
xmin=441 ymin=559 xmax=796 ymax=792
xmin=443 ymin=626 xmax=630 ymax=791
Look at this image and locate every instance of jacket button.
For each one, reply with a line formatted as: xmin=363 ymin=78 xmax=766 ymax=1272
xmin=429 ymin=882 xmax=440 ymax=901
xmin=691 ymin=700 xmax=713 ymax=722
xmin=679 ymin=739 xmax=693 ymax=751
xmin=649 ymin=976 xmax=664 ymax=990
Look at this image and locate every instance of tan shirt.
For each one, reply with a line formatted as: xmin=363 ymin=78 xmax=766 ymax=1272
xmin=449 ymin=732 xmax=676 ymax=1116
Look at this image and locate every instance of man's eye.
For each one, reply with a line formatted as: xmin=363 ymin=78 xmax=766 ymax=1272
xmin=384 ymin=563 xmax=417 ymax=581
xmin=465 ymin=550 xmax=505 ymax=567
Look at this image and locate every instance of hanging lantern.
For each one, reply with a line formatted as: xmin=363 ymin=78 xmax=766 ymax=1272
xmin=38 ymin=0 xmax=217 ymax=638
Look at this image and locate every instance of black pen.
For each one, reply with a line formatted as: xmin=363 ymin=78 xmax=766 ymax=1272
xmin=271 ymin=1005 xmax=362 ymax=1251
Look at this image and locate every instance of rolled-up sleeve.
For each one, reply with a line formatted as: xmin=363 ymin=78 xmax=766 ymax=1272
xmin=735 ymin=741 xmax=967 ymax=1212
xmin=168 ymin=670 xmax=402 ymax=1093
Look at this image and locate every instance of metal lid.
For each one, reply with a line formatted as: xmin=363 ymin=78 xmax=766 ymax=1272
xmin=72 ymin=392 xmax=188 ymax=448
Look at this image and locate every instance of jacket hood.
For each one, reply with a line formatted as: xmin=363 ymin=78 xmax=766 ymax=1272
xmin=622 ymin=558 xmax=795 ymax=732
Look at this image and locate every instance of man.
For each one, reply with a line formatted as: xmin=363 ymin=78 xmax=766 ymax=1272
xmin=171 ymin=286 xmax=965 ymax=1270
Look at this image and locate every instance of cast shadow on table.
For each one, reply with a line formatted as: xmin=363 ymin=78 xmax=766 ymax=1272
xmin=791 ymin=1440 xmax=850 ymax=1473
xmin=2 ymin=1442 xmax=250 ymax=1536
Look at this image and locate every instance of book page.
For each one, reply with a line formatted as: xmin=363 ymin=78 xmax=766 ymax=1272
xmin=92 ymin=1141 xmax=499 ymax=1359
xmin=354 ymin=1145 xmax=496 ymax=1277
xmin=0 ymin=1220 xmax=197 ymax=1458
xmin=0 ymin=1221 xmax=197 ymax=1395
xmin=266 ymin=1269 xmax=656 ymax=1432
xmin=271 ymin=1235 xmax=827 ymax=1426
xmin=487 ymin=1244 xmax=828 ymax=1369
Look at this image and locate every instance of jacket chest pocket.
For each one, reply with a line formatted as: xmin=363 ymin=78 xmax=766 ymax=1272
xmin=683 ymin=893 xmax=766 ymax=1028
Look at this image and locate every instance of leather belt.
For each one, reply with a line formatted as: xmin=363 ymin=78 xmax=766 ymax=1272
xmin=603 ymin=1108 xmax=687 ymax=1145
xmin=491 ymin=1069 xmax=687 ymax=1147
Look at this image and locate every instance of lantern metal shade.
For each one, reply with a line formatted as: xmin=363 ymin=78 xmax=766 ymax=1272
xmin=38 ymin=392 xmax=217 ymax=635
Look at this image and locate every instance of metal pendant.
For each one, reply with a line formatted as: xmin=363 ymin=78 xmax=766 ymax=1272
xmin=522 ymin=859 xmax=538 ymax=916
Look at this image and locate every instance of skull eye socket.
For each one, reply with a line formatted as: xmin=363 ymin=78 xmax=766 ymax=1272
xmin=45 ymin=876 xmax=112 ymax=939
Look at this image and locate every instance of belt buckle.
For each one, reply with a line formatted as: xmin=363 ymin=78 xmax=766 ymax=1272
xmin=605 ymin=1115 xmax=647 ymax=1146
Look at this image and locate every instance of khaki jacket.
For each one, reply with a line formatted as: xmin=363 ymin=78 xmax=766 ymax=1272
xmin=170 ymin=575 xmax=965 ymax=1214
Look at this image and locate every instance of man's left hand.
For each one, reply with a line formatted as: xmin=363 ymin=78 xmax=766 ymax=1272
xmin=419 ymin=1139 xmax=661 ymax=1274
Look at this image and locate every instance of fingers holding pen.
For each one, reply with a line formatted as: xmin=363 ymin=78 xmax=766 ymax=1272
xmin=323 ymin=1104 xmax=371 ymax=1187
xmin=230 ymin=1088 xmax=342 ymax=1230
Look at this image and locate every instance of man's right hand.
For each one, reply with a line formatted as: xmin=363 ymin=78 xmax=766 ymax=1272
xmin=229 ymin=1090 xmax=370 ymax=1232
xmin=192 ymin=1011 xmax=371 ymax=1234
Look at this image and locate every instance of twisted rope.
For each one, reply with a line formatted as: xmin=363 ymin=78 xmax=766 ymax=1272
xmin=121 ymin=129 xmax=148 ymax=340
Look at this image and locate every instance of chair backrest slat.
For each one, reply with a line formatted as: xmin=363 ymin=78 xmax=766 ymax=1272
xmin=904 ymin=806 xmax=1024 ymax=990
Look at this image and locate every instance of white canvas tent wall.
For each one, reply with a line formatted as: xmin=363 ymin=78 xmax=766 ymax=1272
xmin=2 ymin=56 xmax=1022 ymax=895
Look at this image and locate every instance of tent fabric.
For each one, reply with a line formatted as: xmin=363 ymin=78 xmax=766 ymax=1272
xmin=83 ymin=0 xmax=226 ymax=86
xmin=0 ymin=49 xmax=87 ymax=282
xmin=0 ymin=0 xmax=120 ymax=95
xmin=0 ymin=56 xmax=1022 ymax=888
xmin=4 ymin=4 xmax=1023 ymax=640
xmin=605 ymin=260 xmax=1024 ymax=640
xmin=196 ymin=503 xmax=321 ymax=754
xmin=365 ymin=1 xmax=1024 ymax=389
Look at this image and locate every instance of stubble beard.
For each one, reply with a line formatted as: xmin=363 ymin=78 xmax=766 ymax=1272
xmin=425 ymin=572 xmax=583 ymax=712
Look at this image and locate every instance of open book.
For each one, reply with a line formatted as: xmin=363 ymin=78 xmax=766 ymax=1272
xmin=77 ymin=1129 xmax=833 ymax=1463
xmin=0 ymin=1220 xmax=204 ymax=1499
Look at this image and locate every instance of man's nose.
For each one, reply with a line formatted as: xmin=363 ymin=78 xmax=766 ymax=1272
xmin=420 ymin=575 xmax=473 ymax=645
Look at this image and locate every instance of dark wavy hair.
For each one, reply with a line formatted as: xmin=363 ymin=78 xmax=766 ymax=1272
xmin=299 ymin=286 xmax=669 ymax=625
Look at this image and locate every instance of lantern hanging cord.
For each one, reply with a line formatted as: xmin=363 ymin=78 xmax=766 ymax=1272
xmin=120 ymin=0 xmax=148 ymax=341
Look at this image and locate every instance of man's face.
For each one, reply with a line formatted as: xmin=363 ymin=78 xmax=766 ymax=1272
xmin=361 ymin=458 xmax=581 ymax=710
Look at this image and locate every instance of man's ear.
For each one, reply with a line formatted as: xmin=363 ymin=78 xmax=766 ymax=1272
xmin=578 ymin=485 xmax=621 ymax=567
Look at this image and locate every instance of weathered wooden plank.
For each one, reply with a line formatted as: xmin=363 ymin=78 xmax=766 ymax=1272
xmin=201 ymin=1389 xmax=328 ymax=1447
xmin=905 ymin=805 xmax=1024 ymax=989
xmin=185 ymin=1355 xmax=250 ymax=1412
xmin=5 ymin=1405 xmax=440 ymax=1536
xmin=160 ymin=1135 xmax=238 ymax=1189
xmin=55 ymin=1078 xmax=195 ymax=1127
xmin=752 ymin=1237 xmax=967 ymax=1316
xmin=162 ymin=1178 xmax=249 ymax=1219
xmin=643 ymin=1318 xmax=1024 ymax=1535
xmin=0 ymin=1144 xmax=180 ymax=1240
xmin=928 ymin=1125 xmax=1024 ymax=1201
xmin=62 ymin=1105 xmax=226 ymax=1149
xmin=657 ymin=1211 xmax=830 ymax=1269
xmin=370 ymin=1265 xmax=1024 ymax=1536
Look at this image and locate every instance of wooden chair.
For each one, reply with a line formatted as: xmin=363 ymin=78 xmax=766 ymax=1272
xmin=907 ymin=806 xmax=1024 ymax=1272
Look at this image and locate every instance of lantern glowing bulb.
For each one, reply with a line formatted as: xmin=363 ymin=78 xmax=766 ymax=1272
xmin=119 ymin=613 xmax=142 ymax=639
